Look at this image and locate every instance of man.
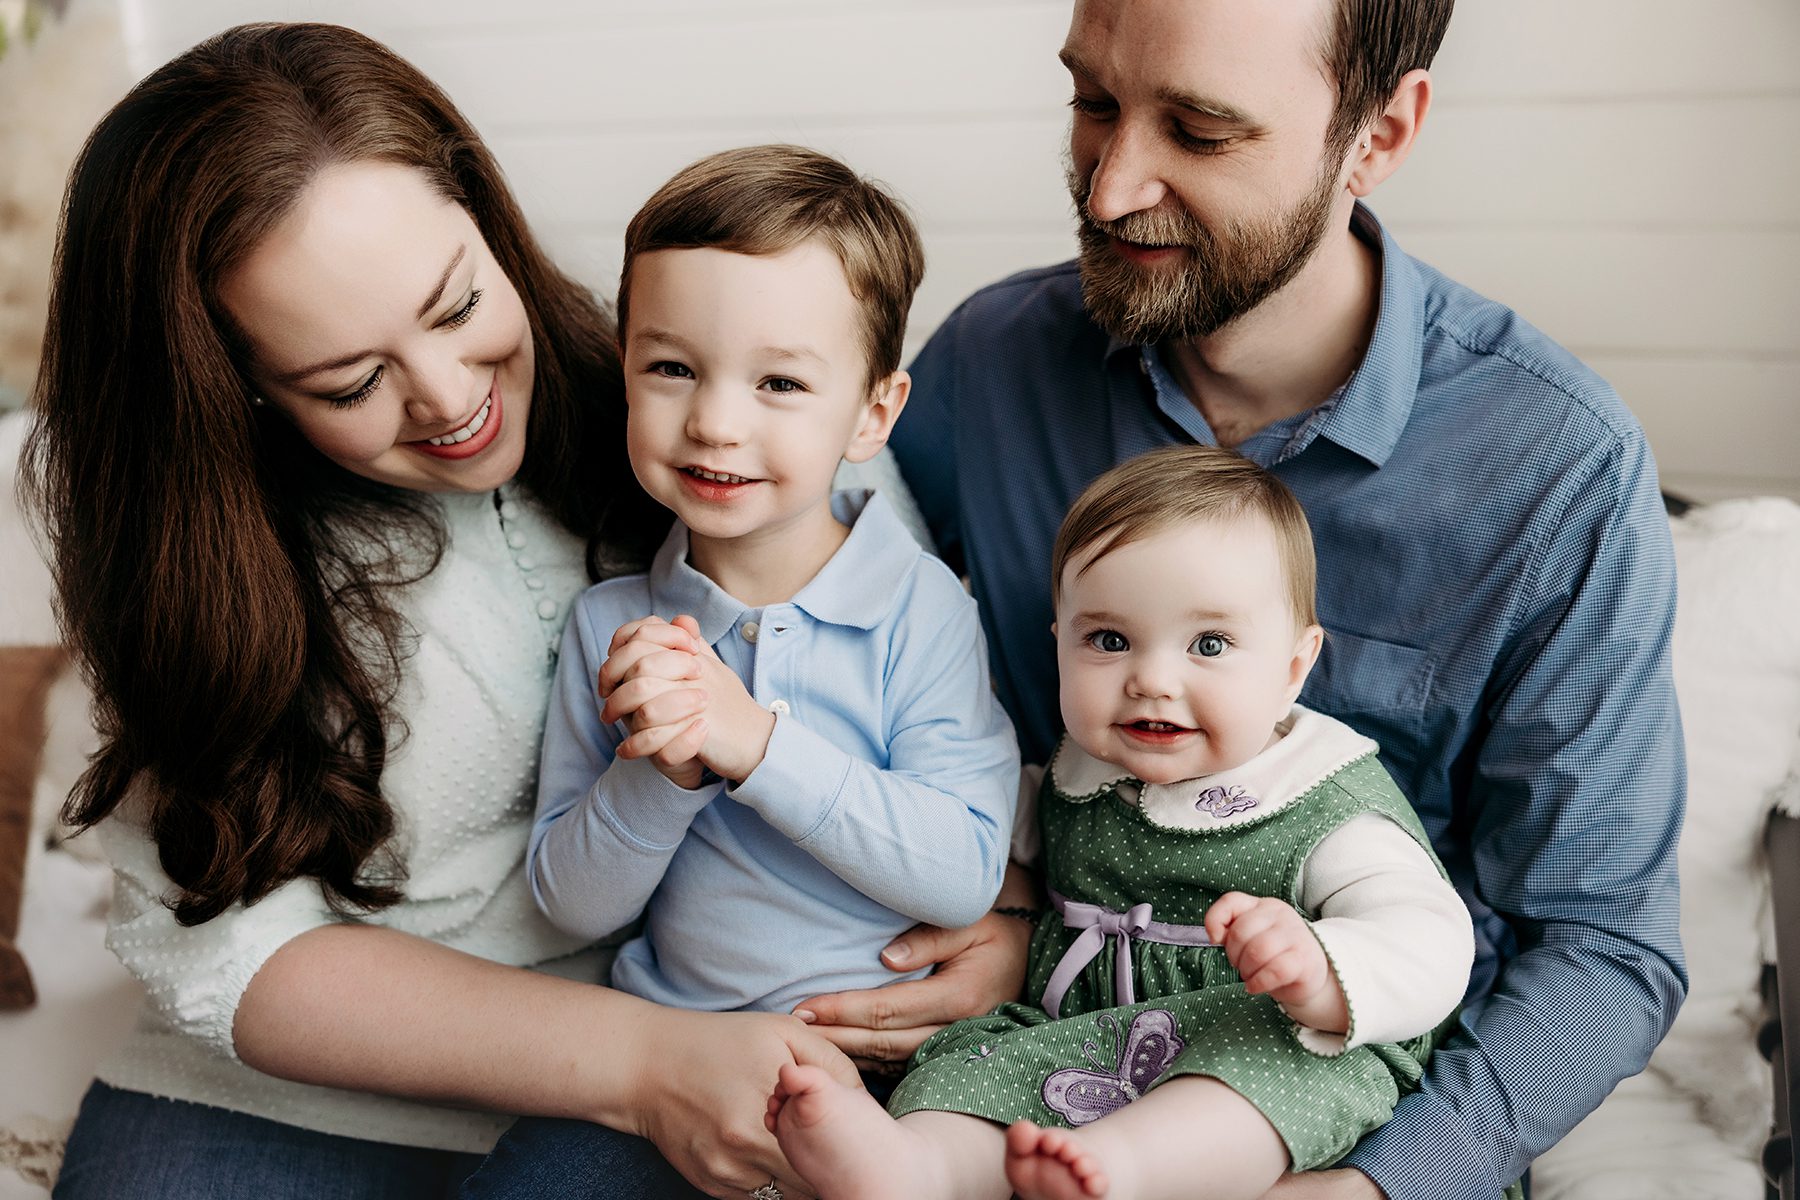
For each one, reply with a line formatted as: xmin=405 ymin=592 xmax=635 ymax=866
xmin=888 ymin=1 xmax=1686 ymax=1196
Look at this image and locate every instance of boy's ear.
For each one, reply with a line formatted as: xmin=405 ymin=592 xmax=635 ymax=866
xmin=1284 ymin=624 xmax=1325 ymax=704
xmin=842 ymin=369 xmax=910 ymax=464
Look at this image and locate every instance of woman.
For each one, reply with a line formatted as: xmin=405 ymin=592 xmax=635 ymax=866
xmin=23 ymin=23 xmax=1028 ymax=1199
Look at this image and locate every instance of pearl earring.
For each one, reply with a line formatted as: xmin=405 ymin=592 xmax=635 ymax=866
xmin=250 ymin=395 xmax=266 ymax=407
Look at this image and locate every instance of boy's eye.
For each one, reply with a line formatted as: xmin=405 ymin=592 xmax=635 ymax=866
xmin=649 ymin=361 xmax=694 ymax=379
xmin=763 ymin=376 xmax=805 ymax=394
xmin=1087 ymin=629 xmax=1129 ymax=653
xmin=1191 ymin=633 xmax=1228 ymax=658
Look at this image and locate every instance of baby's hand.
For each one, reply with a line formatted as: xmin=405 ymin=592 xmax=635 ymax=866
xmin=1204 ymin=892 xmax=1348 ymax=1035
xmin=600 ymin=616 xmax=709 ymax=789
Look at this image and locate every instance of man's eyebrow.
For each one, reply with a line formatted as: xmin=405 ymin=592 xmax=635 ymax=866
xmin=415 ymin=245 xmax=468 ymax=320
xmin=273 ymin=246 xmax=470 ymax=385
xmin=1155 ymin=86 xmax=1255 ymax=126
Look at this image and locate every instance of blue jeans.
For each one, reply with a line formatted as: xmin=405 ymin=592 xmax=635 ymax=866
xmin=458 ymin=1117 xmax=705 ymax=1198
xmin=55 ymin=1082 xmax=485 ymax=1199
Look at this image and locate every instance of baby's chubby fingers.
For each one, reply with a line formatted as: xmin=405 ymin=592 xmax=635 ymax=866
xmin=1202 ymin=890 xmax=1264 ymax=945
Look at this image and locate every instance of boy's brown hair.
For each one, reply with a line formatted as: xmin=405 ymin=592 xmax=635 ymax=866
xmin=1052 ymin=445 xmax=1319 ymax=630
xmin=618 ymin=144 xmax=925 ymax=391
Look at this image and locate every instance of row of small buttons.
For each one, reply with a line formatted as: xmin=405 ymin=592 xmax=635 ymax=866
xmin=497 ymin=491 xmax=561 ymax=627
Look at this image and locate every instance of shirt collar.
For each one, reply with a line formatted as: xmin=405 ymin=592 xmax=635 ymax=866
xmin=1102 ymin=202 xmax=1422 ymax=470
xmin=646 ymin=489 xmax=918 ymax=644
xmin=1046 ymin=705 xmax=1379 ymax=834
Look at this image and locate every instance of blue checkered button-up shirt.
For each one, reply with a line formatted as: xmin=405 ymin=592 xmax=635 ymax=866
xmin=890 ymin=204 xmax=1686 ymax=1198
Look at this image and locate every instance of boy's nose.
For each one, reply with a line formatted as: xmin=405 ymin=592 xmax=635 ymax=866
xmin=684 ymin=387 xmax=746 ymax=447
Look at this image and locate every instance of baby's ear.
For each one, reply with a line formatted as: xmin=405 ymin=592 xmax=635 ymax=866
xmin=842 ymin=369 xmax=910 ymax=464
xmin=1286 ymin=624 xmax=1325 ymax=702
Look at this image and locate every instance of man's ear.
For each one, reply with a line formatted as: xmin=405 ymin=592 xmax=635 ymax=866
xmin=1285 ymin=624 xmax=1325 ymax=704
xmin=842 ymin=369 xmax=910 ymax=464
xmin=1345 ymin=67 xmax=1432 ymax=199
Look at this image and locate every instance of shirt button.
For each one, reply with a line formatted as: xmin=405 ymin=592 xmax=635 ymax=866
xmin=768 ymin=699 xmax=790 ymax=716
xmin=525 ymin=576 xmax=545 ymax=591
xmin=741 ymin=621 xmax=760 ymax=643
xmin=507 ymin=531 xmax=527 ymax=549
xmin=516 ymin=556 xmax=536 ymax=571
xmin=536 ymin=598 xmax=558 ymax=620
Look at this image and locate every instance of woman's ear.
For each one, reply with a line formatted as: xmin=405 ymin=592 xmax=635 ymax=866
xmin=1285 ymin=624 xmax=1325 ymax=704
xmin=842 ymin=369 xmax=910 ymax=464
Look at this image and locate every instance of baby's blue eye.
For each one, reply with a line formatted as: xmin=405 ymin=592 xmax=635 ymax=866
xmin=1088 ymin=629 xmax=1128 ymax=653
xmin=1191 ymin=633 xmax=1227 ymax=658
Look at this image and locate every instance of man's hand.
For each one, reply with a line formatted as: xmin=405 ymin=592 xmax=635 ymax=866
xmin=790 ymin=909 xmax=1032 ymax=1070
xmin=1205 ymin=891 xmax=1348 ymax=1034
xmin=1260 ymin=1168 xmax=1388 ymax=1199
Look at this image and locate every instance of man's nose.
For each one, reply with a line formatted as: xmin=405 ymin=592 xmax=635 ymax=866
xmin=1085 ymin=123 xmax=1170 ymax=224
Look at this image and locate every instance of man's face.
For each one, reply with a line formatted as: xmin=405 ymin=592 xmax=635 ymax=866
xmin=1061 ymin=0 xmax=1355 ymax=343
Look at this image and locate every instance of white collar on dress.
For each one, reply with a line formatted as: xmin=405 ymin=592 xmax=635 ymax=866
xmin=1046 ymin=705 xmax=1379 ymax=834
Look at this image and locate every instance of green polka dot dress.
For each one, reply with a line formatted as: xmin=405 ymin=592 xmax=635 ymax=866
xmin=889 ymin=708 xmax=1462 ymax=1174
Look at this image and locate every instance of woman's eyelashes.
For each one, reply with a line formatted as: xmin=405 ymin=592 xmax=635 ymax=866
xmin=320 ymin=288 xmax=484 ymax=408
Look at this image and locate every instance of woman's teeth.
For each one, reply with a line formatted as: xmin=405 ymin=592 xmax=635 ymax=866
xmin=687 ymin=467 xmax=751 ymax=484
xmin=426 ymin=398 xmax=492 ymax=446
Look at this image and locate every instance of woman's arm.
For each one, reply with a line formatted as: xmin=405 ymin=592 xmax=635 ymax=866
xmin=236 ymin=923 xmax=859 ymax=1197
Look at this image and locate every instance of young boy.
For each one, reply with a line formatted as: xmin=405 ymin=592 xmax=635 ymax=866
xmin=528 ymin=145 xmax=1020 ymax=1022
xmin=768 ymin=446 xmax=1475 ymax=1200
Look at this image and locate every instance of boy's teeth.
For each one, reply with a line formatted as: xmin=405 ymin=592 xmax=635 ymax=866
xmin=427 ymin=398 xmax=492 ymax=446
xmin=690 ymin=468 xmax=751 ymax=484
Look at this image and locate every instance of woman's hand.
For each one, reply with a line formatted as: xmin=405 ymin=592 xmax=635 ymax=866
xmin=791 ymin=908 xmax=1032 ymax=1071
xmin=620 ymin=1006 xmax=860 ymax=1199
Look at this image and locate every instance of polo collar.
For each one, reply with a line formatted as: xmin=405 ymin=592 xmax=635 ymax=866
xmin=646 ymin=489 xmax=916 ymax=645
xmin=1046 ymin=705 xmax=1379 ymax=834
xmin=1101 ymin=202 xmax=1421 ymax=470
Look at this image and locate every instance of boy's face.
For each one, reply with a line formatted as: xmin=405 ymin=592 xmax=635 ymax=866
xmin=622 ymin=241 xmax=902 ymax=549
xmin=1055 ymin=515 xmax=1322 ymax=784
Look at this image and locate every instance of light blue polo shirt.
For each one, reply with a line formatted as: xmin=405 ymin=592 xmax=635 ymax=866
xmin=529 ymin=489 xmax=1020 ymax=1014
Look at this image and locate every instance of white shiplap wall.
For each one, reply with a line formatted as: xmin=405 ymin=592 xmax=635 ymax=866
xmin=123 ymin=0 xmax=1800 ymax=501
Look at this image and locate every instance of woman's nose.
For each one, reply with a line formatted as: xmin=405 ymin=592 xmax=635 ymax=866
xmin=404 ymin=357 xmax=475 ymax=427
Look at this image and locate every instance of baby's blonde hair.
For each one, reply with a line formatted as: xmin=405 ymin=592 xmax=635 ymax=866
xmin=1052 ymin=446 xmax=1319 ymax=630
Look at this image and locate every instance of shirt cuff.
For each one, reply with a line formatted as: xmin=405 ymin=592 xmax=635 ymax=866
xmin=595 ymin=753 xmax=718 ymax=850
xmin=1343 ymin=1085 xmax=1508 ymax=1200
xmin=728 ymin=714 xmax=851 ymax=841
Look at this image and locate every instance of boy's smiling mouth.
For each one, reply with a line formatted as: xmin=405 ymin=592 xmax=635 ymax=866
xmin=683 ymin=466 xmax=755 ymax=485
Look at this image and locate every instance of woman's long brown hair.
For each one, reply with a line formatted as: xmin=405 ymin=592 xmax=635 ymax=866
xmin=21 ymin=23 xmax=665 ymax=926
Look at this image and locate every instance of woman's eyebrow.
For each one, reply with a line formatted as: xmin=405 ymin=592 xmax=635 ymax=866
xmin=274 ymin=246 xmax=470 ymax=384
xmin=414 ymin=245 xmax=468 ymax=320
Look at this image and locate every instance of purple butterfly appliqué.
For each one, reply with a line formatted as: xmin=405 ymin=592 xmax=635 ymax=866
xmin=1195 ymin=784 xmax=1258 ymax=818
xmin=1041 ymin=1009 xmax=1185 ymax=1126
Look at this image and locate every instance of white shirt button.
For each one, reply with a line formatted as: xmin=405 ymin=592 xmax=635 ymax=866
xmin=768 ymin=699 xmax=790 ymax=716
xmin=536 ymin=598 xmax=559 ymax=620
xmin=506 ymin=531 xmax=527 ymax=549
xmin=525 ymin=576 xmax=545 ymax=591
xmin=516 ymin=556 xmax=537 ymax=571
xmin=741 ymin=621 xmax=760 ymax=643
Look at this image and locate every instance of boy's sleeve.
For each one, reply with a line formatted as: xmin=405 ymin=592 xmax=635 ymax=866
xmin=1289 ymin=813 xmax=1475 ymax=1055
xmin=728 ymin=568 xmax=1020 ymax=930
xmin=527 ymin=593 xmax=717 ymax=941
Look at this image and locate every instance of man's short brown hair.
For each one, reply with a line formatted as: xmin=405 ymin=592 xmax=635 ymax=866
xmin=1321 ymin=0 xmax=1456 ymax=153
xmin=618 ymin=144 xmax=925 ymax=391
xmin=1052 ymin=445 xmax=1319 ymax=630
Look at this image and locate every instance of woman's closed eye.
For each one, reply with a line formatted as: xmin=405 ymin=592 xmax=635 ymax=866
xmin=440 ymin=287 xmax=483 ymax=329
xmin=327 ymin=366 xmax=384 ymax=409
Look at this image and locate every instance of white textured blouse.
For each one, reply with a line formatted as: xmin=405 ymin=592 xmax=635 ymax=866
xmin=94 ymin=485 xmax=604 ymax=1153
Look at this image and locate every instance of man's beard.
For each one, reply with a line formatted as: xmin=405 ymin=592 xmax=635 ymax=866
xmin=1069 ymin=159 xmax=1340 ymax=345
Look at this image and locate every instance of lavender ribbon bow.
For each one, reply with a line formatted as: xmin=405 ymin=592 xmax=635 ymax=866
xmin=1040 ymin=890 xmax=1217 ymax=1019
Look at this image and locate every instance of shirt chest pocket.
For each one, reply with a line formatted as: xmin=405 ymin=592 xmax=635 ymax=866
xmin=1301 ymin=628 xmax=1436 ymax=743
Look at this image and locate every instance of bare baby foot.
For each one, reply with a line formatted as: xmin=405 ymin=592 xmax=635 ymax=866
xmin=1005 ymin=1120 xmax=1113 ymax=1200
xmin=770 ymin=1063 xmax=934 ymax=1200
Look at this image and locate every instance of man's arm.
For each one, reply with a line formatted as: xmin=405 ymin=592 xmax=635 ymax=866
xmin=1343 ymin=431 xmax=1687 ymax=1198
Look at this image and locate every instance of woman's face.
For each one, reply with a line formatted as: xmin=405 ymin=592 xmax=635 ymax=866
xmin=221 ymin=162 xmax=535 ymax=494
